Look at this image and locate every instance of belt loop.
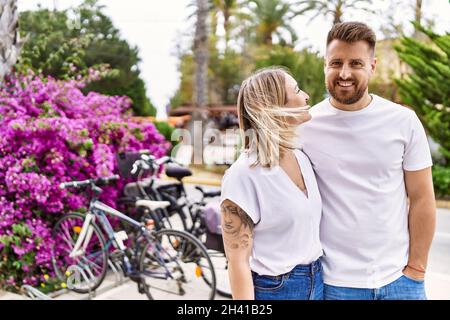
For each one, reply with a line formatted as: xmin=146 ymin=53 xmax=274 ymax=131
xmin=312 ymin=259 xmax=319 ymax=274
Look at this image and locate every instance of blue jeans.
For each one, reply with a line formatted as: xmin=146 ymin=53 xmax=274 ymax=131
xmin=324 ymin=275 xmax=427 ymax=300
xmin=252 ymin=258 xmax=323 ymax=300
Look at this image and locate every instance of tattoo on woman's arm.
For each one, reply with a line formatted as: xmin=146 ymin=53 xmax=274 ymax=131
xmin=221 ymin=203 xmax=254 ymax=250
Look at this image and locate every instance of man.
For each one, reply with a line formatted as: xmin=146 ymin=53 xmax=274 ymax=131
xmin=297 ymin=22 xmax=436 ymax=300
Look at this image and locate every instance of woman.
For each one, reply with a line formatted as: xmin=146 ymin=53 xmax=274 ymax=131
xmin=220 ymin=67 xmax=323 ymax=300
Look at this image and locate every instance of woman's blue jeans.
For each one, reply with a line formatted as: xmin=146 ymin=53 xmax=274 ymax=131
xmin=252 ymin=258 xmax=323 ymax=300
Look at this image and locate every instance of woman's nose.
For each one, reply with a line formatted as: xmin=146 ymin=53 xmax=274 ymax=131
xmin=304 ymin=92 xmax=310 ymax=102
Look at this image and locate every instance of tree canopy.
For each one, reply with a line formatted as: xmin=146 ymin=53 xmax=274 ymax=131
xmin=17 ymin=0 xmax=156 ymax=116
xmin=395 ymin=24 xmax=450 ymax=163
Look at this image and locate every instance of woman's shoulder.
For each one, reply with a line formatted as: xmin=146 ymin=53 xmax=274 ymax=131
xmin=223 ymin=151 xmax=259 ymax=179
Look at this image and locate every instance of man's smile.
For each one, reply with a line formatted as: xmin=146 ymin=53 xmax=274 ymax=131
xmin=336 ymin=80 xmax=355 ymax=88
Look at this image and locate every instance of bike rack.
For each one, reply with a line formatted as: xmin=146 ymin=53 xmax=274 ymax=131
xmin=21 ymin=258 xmax=128 ymax=300
xmin=21 ymin=285 xmax=53 ymax=300
xmin=108 ymin=258 xmax=125 ymax=286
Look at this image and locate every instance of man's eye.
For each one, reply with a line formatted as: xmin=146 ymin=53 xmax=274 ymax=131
xmin=352 ymin=61 xmax=363 ymax=66
xmin=330 ymin=61 xmax=341 ymax=66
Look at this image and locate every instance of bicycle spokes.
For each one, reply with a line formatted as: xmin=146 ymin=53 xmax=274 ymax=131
xmin=51 ymin=214 xmax=108 ymax=293
xmin=139 ymin=230 xmax=216 ymax=300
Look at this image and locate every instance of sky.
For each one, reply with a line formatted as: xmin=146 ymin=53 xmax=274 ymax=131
xmin=17 ymin=0 xmax=450 ymax=119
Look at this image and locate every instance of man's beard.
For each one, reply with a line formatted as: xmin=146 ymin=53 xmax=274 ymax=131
xmin=326 ymin=78 xmax=367 ymax=105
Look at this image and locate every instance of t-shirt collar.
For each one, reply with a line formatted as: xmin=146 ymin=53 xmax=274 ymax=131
xmin=327 ymin=94 xmax=377 ymax=115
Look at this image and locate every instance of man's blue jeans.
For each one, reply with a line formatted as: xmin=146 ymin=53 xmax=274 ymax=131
xmin=324 ymin=275 xmax=427 ymax=300
xmin=252 ymin=258 xmax=323 ymax=300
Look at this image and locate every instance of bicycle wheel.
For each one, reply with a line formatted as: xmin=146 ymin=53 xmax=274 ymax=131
xmin=51 ymin=213 xmax=108 ymax=294
xmin=187 ymin=209 xmax=231 ymax=298
xmin=138 ymin=229 xmax=216 ymax=300
xmin=204 ymin=249 xmax=232 ymax=298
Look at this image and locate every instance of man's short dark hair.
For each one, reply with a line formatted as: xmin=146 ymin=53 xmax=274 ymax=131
xmin=327 ymin=22 xmax=376 ymax=54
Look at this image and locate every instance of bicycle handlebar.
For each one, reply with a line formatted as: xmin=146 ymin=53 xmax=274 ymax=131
xmin=59 ymin=175 xmax=120 ymax=190
xmin=195 ymin=186 xmax=221 ymax=198
xmin=130 ymin=154 xmax=184 ymax=175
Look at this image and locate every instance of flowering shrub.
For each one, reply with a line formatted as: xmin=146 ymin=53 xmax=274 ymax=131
xmin=0 ymin=71 xmax=171 ymax=292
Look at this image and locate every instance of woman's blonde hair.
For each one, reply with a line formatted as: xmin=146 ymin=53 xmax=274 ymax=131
xmin=237 ymin=67 xmax=302 ymax=168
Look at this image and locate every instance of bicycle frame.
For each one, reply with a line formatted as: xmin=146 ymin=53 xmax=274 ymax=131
xmin=156 ymin=183 xmax=206 ymax=233
xmin=70 ymin=199 xmax=143 ymax=258
xmin=68 ymin=198 xmax=180 ymax=281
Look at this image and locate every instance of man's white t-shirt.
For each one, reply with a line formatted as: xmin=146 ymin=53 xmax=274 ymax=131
xmin=220 ymin=149 xmax=323 ymax=276
xmin=297 ymin=94 xmax=433 ymax=288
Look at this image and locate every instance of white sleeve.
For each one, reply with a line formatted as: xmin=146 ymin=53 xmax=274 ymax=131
xmin=403 ymin=111 xmax=433 ymax=171
xmin=220 ymin=169 xmax=261 ymax=224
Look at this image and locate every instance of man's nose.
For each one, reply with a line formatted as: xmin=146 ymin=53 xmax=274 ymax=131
xmin=339 ymin=65 xmax=351 ymax=80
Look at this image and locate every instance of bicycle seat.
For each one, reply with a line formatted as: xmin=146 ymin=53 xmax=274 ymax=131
xmin=195 ymin=186 xmax=221 ymax=198
xmin=135 ymin=200 xmax=171 ymax=211
xmin=165 ymin=164 xmax=192 ymax=180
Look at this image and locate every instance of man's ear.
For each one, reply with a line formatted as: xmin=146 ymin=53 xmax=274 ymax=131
xmin=371 ymin=57 xmax=377 ymax=74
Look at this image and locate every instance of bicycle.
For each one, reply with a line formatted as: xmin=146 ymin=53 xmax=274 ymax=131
xmin=50 ymin=175 xmax=217 ymax=300
xmin=119 ymin=153 xmax=231 ymax=298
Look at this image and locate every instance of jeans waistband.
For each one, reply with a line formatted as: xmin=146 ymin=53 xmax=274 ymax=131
xmin=252 ymin=257 xmax=322 ymax=279
xmin=289 ymin=258 xmax=322 ymax=275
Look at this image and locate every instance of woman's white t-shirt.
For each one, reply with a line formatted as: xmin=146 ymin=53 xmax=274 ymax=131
xmin=220 ymin=148 xmax=323 ymax=276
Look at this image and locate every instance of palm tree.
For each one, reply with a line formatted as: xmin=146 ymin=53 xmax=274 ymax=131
xmin=0 ymin=0 xmax=26 ymax=80
xmin=191 ymin=0 xmax=209 ymax=164
xmin=413 ymin=0 xmax=423 ymax=38
xmin=298 ymin=0 xmax=376 ymax=25
xmin=210 ymin=0 xmax=240 ymax=50
xmin=247 ymin=0 xmax=306 ymax=46
xmin=194 ymin=0 xmax=209 ymax=112
xmin=414 ymin=0 xmax=422 ymax=25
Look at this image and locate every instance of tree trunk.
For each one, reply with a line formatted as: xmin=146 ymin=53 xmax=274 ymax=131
xmin=0 ymin=0 xmax=26 ymax=81
xmin=224 ymin=8 xmax=230 ymax=51
xmin=413 ymin=0 xmax=423 ymax=38
xmin=415 ymin=0 xmax=422 ymax=25
xmin=263 ymin=32 xmax=273 ymax=46
xmin=333 ymin=0 xmax=343 ymax=25
xmin=194 ymin=0 xmax=209 ymax=110
xmin=191 ymin=0 xmax=209 ymax=164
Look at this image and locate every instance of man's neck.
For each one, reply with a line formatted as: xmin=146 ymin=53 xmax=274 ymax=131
xmin=330 ymin=93 xmax=373 ymax=112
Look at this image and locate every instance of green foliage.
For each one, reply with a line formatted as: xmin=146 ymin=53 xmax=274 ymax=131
xmin=254 ymin=45 xmax=326 ymax=105
xmin=172 ymin=0 xmax=330 ymax=108
xmin=297 ymin=0 xmax=377 ymax=25
xmin=432 ymin=165 xmax=450 ymax=199
xmin=172 ymin=44 xmax=326 ymax=107
xmin=153 ymin=121 xmax=178 ymax=152
xmin=209 ymin=49 xmax=243 ymax=105
xmin=170 ymin=53 xmax=195 ymax=108
xmin=247 ymin=0 xmax=301 ymax=46
xmin=394 ymin=24 xmax=450 ymax=163
xmin=17 ymin=0 xmax=156 ymax=116
xmin=17 ymin=9 xmax=89 ymax=79
xmin=369 ymin=74 xmax=399 ymax=102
